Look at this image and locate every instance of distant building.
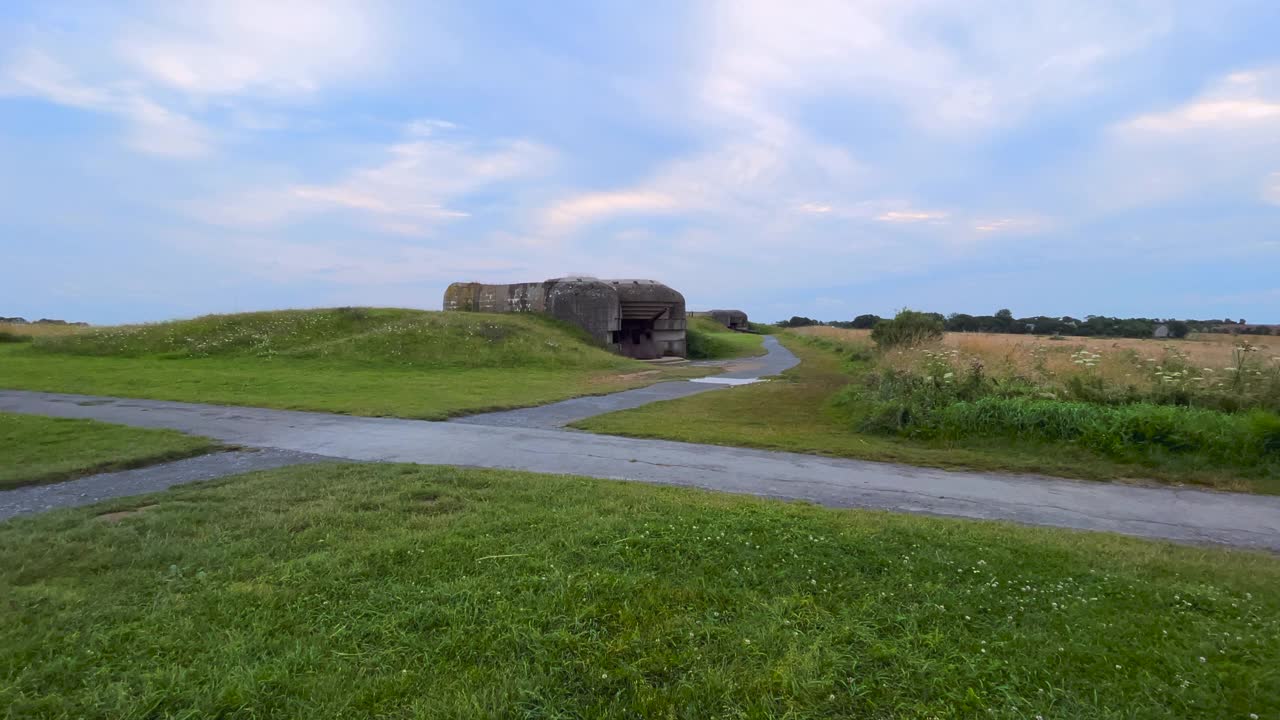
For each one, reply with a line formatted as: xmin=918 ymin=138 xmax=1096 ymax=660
xmin=444 ymin=277 xmax=687 ymax=359
xmin=1153 ymin=324 xmax=1170 ymax=338
xmin=692 ymin=309 xmax=750 ymax=331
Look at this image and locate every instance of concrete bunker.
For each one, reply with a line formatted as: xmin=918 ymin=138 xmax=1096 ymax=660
xmin=443 ymin=277 xmax=687 ymax=359
xmin=695 ymin=309 xmax=750 ymax=331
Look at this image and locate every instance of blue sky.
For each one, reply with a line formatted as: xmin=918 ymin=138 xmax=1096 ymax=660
xmin=2 ymin=1 xmax=1278 ymax=325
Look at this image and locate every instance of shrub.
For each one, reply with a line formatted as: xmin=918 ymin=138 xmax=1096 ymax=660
xmin=870 ymin=309 xmax=945 ymax=349
xmin=0 ymin=330 xmax=32 ymax=343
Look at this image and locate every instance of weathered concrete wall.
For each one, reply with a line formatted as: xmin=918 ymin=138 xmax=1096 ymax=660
xmin=443 ymin=282 xmax=552 ymax=314
xmin=611 ymin=279 xmax=687 ymax=358
xmin=444 ymin=277 xmax=687 ymax=358
xmin=545 ymin=279 xmax=620 ymax=348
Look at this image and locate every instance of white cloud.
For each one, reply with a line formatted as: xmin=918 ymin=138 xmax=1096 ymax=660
xmin=699 ymin=0 xmax=1169 ymax=133
xmin=2 ymin=49 xmax=210 ymax=157
xmin=1068 ymin=66 xmax=1280 ymax=212
xmin=118 ymin=0 xmax=385 ymax=98
xmin=200 ymin=236 xmax=523 ymax=286
xmin=543 ymin=191 xmax=680 ymax=232
xmin=878 ymin=210 xmax=949 ymax=223
xmin=1264 ymin=173 xmax=1280 ymax=206
xmin=974 ymin=217 xmax=1041 ymax=233
xmin=206 ymin=121 xmax=555 ymax=236
xmin=1119 ymin=68 xmax=1280 ymax=134
xmin=1 ymin=1 xmax=392 ymax=157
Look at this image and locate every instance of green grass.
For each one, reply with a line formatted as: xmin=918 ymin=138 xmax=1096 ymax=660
xmin=576 ymin=335 xmax=1279 ymax=493
xmin=0 ymin=308 xmax=707 ymax=420
xmin=0 ymin=412 xmax=219 ymax=490
xmin=686 ymin=317 xmax=766 ymax=359
xmin=1 ymin=463 xmax=1276 ymax=718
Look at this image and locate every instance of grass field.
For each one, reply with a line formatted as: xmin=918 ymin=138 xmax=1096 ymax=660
xmin=0 ymin=412 xmax=219 ymax=490
xmin=685 ymin=316 xmax=766 ymax=360
xmin=1 ymin=463 xmax=1276 ymax=718
xmin=576 ymin=335 xmax=1280 ymax=493
xmin=0 ymin=308 xmax=708 ymax=420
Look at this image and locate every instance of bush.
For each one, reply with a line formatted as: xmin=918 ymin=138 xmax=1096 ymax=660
xmin=0 ymin=330 xmax=32 ymax=343
xmin=870 ymin=309 xmax=944 ymax=349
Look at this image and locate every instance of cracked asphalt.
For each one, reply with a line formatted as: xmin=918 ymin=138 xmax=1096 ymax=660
xmin=2 ymin=336 xmax=1278 ymax=550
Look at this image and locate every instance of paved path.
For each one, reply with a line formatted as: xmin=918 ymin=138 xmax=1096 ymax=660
xmin=3 ymin=387 xmax=1279 ymax=550
xmin=0 ymin=449 xmax=335 ymax=521
xmin=453 ymin=335 xmax=799 ymax=428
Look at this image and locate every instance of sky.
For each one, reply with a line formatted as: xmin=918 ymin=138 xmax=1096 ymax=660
xmin=2 ymin=1 xmax=1278 ymax=325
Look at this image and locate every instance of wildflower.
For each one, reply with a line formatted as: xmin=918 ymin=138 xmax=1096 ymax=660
xmin=1198 ymin=656 xmax=1206 ymax=663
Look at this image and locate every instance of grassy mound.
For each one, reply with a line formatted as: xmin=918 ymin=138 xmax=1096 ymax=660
xmin=2 ymin=309 xmax=707 ymax=419
xmin=31 ymin=308 xmax=632 ymax=370
xmin=686 ymin=317 xmax=765 ymax=360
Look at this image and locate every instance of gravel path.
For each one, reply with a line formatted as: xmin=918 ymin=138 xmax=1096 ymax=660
xmin=0 ymin=449 xmax=337 ymax=521
xmin=3 ymin=383 xmax=1279 ymax=549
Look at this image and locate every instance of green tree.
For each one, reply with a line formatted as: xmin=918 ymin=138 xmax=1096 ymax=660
xmin=871 ymin=309 xmax=945 ymax=349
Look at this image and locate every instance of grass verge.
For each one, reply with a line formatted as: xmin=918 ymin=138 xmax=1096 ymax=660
xmin=686 ymin=317 xmax=766 ymax=359
xmin=0 ymin=412 xmax=220 ymax=490
xmin=1 ymin=463 xmax=1276 ymax=718
xmin=0 ymin=309 xmax=710 ymax=419
xmin=575 ymin=335 xmax=1279 ymax=493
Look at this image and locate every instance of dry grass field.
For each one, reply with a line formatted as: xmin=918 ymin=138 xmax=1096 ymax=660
xmin=796 ymin=326 xmax=1280 ymax=403
xmin=0 ymin=321 xmax=91 ymax=340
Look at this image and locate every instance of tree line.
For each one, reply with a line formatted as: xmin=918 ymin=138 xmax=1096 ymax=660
xmin=775 ymin=310 xmax=1273 ymax=338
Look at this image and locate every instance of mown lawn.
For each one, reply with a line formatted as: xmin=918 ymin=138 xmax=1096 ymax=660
xmin=1 ymin=464 xmax=1276 ymax=718
xmin=0 ymin=412 xmax=219 ymax=490
xmin=575 ymin=335 xmax=1280 ymax=494
xmin=0 ymin=346 xmax=706 ymax=420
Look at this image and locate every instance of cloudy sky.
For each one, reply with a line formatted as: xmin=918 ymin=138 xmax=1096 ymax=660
xmin=2 ymin=1 xmax=1278 ymax=324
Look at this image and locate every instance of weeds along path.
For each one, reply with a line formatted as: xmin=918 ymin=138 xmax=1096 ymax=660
xmin=2 ymin=386 xmax=1279 ymax=550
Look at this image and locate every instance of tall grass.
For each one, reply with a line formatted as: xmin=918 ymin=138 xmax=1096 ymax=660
xmin=934 ymin=398 xmax=1280 ymax=469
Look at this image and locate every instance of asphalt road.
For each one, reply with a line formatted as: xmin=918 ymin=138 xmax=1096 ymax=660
xmin=451 ymin=335 xmax=799 ymax=428
xmin=3 ymin=382 xmax=1278 ymax=550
